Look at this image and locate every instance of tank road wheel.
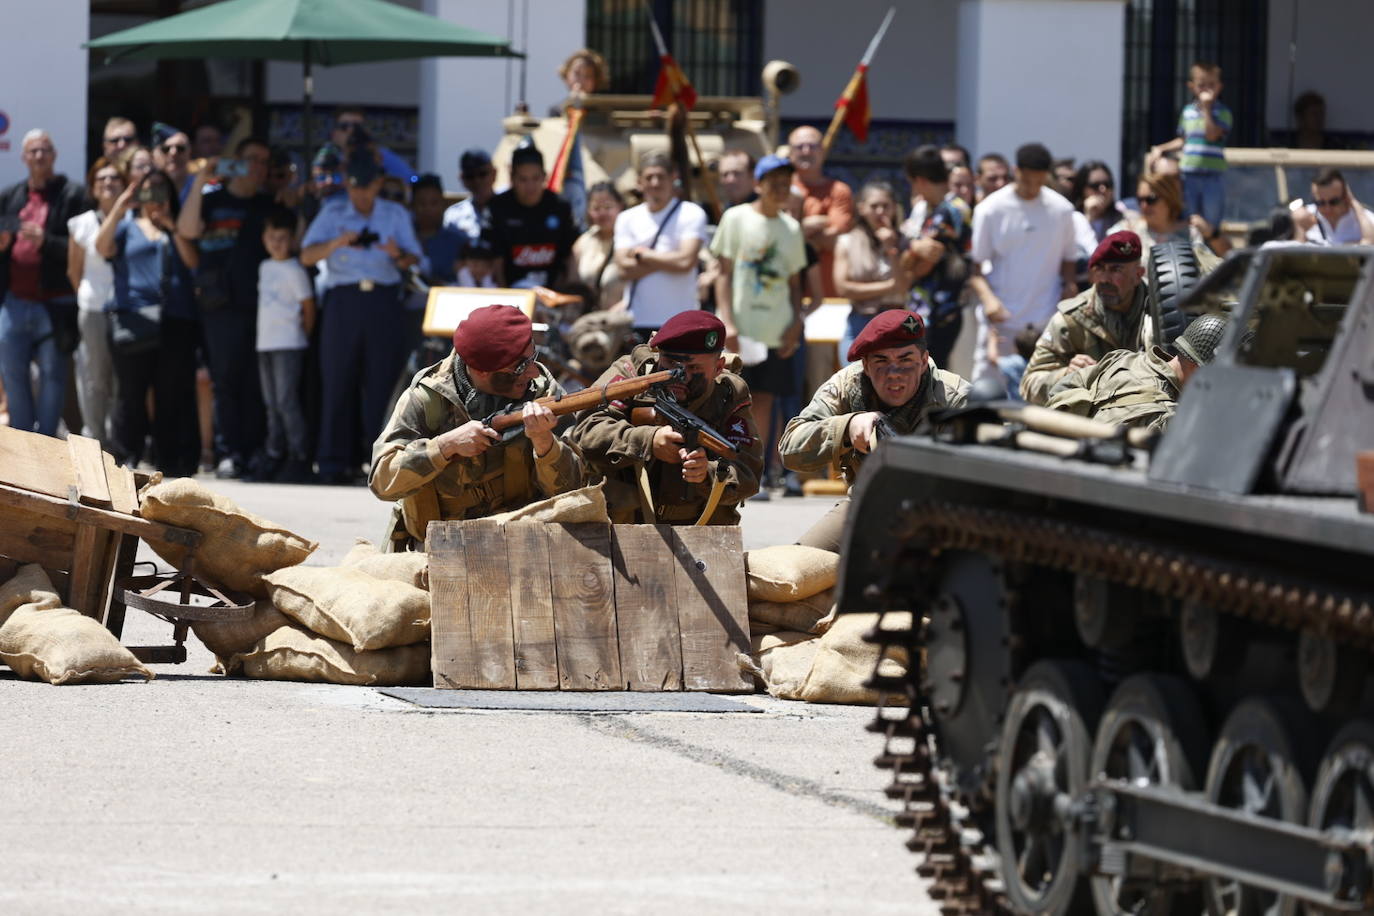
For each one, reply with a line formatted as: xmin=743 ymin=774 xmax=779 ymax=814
xmin=995 ymin=660 xmax=1103 ymax=915
xmin=925 ymin=551 xmax=1017 ymax=805
xmin=1203 ymin=699 xmax=1313 ymax=916
xmin=1296 ymin=629 xmax=1364 ymax=717
xmin=1307 ymin=721 xmax=1374 ymax=911
xmin=1089 ymin=675 xmax=1209 ymax=916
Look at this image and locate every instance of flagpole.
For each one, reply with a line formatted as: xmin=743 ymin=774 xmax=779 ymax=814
xmin=821 ymin=7 xmax=895 ymax=156
xmin=643 ymin=0 xmax=722 ymax=219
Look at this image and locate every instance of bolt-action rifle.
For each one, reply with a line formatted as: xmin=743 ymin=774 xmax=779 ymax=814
xmin=483 ymin=368 xmax=684 ymax=444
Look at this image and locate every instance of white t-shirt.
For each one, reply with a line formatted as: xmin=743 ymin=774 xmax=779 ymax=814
xmin=257 ymin=258 xmax=314 ymax=351
xmin=971 ymin=184 xmax=1077 ymax=353
xmin=613 ymin=199 xmax=707 ymax=328
xmin=67 ymin=209 xmax=116 ymax=313
xmin=1304 ymin=203 xmax=1374 ymax=245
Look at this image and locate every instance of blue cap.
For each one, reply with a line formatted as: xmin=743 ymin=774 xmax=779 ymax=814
xmin=754 ymin=154 xmax=794 ymax=182
xmin=345 ymin=148 xmax=381 ymax=186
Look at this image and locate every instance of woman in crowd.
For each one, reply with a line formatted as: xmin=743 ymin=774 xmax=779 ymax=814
xmin=118 ymin=144 xmax=154 ymax=185
xmin=833 ymin=180 xmax=912 ymax=361
xmin=572 ymin=181 xmax=626 ymax=310
xmin=65 ymin=157 xmax=124 ymax=448
xmin=1072 ymin=160 xmax=1131 ymax=243
xmin=94 ymin=168 xmax=201 ymax=476
xmin=1112 ymin=172 xmax=1198 ymax=256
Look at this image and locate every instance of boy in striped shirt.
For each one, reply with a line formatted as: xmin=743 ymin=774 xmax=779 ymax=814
xmin=1150 ymin=61 xmax=1232 ymax=238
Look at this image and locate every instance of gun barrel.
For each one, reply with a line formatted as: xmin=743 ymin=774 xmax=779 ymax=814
xmin=487 ymin=367 xmax=682 ymax=432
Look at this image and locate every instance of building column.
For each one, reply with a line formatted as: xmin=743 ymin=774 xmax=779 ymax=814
xmin=0 ymin=5 xmax=87 ymax=182
xmin=956 ymin=0 xmax=1126 ymax=176
xmin=420 ymin=0 xmax=587 ymax=181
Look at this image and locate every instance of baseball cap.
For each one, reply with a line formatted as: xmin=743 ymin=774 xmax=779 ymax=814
xmin=754 ymin=154 xmax=794 ymax=182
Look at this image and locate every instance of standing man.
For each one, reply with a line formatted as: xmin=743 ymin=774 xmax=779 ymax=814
xmin=975 ymin=153 xmax=1010 ymax=204
xmin=370 ymin=304 xmax=584 ymax=548
xmin=193 ymin=124 xmax=224 ymax=160
xmin=442 ymin=149 xmax=497 ymax=248
xmin=0 ymin=129 xmax=88 ymax=437
xmin=178 ymin=136 xmax=276 ymax=478
xmin=302 ymin=149 xmax=422 ymax=485
xmin=901 ymin=145 xmax=973 ymax=369
xmin=152 ymin=122 xmax=193 ymax=200
xmin=788 ymin=124 xmax=853 ymax=298
xmin=715 ymin=148 xmax=757 ymax=209
xmin=710 ymin=154 xmax=808 ymax=495
xmin=780 ymin=310 xmax=969 ymax=552
xmin=613 ymin=151 xmax=707 ymax=339
xmin=482 ymin=138 xmax=578 ymax=290
xmin=1020 ymin=231 xmax=1151 ymax=405
xmin=330 ymin=106 xmax=414 ymax=181
xmin=970 ymin=142 xmax=1078 ymax=388
xmin=101 ymin=117 xmax=139 ymax=163
xmin=567 ymin=310 xmax=762 ymax=524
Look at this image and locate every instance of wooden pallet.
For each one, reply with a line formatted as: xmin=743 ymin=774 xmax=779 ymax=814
xmin=427 ymin=521 xmax=751 ymax=692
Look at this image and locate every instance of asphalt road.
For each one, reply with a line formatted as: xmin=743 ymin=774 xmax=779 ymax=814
xmin=0 ymin=479 xmax=939 ymax=914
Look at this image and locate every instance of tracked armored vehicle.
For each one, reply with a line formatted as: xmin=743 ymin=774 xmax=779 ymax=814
xmin=837 ymin=244 xmax=1374 ymax=914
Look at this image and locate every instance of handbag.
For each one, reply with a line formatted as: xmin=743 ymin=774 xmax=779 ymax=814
xmin=109 ymin=228 xmax=169 ymax=355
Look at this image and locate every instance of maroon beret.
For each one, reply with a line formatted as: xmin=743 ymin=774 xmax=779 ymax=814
xmin=453 ymin=304 xmax=532 ymax=372
xmin=649 ymin=310 xmax=726 ymax=354
xmin=1088 ymin=230 xmax=1142 ymax=270
xmin=847 ymin=310 xmax=926 ymax=362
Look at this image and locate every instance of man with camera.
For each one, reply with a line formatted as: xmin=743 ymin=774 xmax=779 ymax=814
xmin=301 ymin=148 xmax=422 ymax=485
xmin=178 ymin=135 xmax=275 ymax=478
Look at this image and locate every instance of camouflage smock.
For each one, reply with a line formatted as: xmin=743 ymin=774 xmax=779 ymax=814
xmin=566 ymin=345 xmax=763 ymax=525
xmin=369 ymin=353 xmax=585 ymax=543
xmin=1046 ymin=345 xmax=1182 ymax=432
xmin=780 ymin=360 xmax=970 ymax=485
xmin=1020 ymin=284 xmax=1152 ymax=405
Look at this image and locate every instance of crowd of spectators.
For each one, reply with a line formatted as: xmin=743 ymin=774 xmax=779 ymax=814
xmin=1 ymin=56 xmax=1364 ymax=490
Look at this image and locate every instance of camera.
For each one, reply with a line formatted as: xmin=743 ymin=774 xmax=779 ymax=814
xmin=354 ymin=227 xmax=381 ymax=248
xmin=215 ymin=158 xmax=250 ymax=178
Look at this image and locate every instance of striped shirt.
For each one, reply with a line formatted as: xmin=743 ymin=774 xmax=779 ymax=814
xmin=1177 ymin=100 xmax=1233 ymax=173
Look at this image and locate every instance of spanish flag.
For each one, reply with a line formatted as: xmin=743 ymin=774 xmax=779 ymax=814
xmin=835 ymin=63 xmax=872 ymax=144
xmin=651 ymin=53 xmax=697 ymax=111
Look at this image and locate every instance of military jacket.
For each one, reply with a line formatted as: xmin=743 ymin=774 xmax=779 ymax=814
xmin=780 ymin=360 xmax=970 ymax=485
xmin=369 ymin=354 xmax=585 ymax=542
xmin=1020 ymin=285 xmax=1153 ymax=405
xmin=1046 ymin=345 xmax=1181 ymax=432
xmin=566 ymin=345 xmax=763 ymax=525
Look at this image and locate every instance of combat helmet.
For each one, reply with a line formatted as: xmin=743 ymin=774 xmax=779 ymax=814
xmin=1174 ymin=313 xmax=1229 ymax=365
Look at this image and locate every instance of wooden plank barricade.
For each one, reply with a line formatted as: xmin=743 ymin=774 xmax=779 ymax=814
xmin=427 ymin=521 xmax=751 ymax=692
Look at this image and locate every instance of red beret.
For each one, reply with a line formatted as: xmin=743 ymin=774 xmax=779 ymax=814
xmin=649 ymin=310 xmax=726 ymax=354
xmin=453 ymin=305 xmax=532 ymax=372
xmin=847 ymin=310 xmax=925 ymax=362
xmin=1088 ymin=230 xmax=1142 ymax=270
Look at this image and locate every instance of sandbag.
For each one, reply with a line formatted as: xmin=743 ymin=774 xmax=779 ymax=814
xmin=744 ymin=545 xmax=838 ymax=603
xmin=485 ymin=482 xmax=610 ymax=525
xmin=799 ymin=612 xmax=910 ymax=705
xmin=222 ymin=624 xmax=429 ymax=686
xmin=0 ymin=564 xmax=152 ymax=685
xmin=748 ymin=586 xmax=836 ymax=635
xmin=265 ymin=566 xmax=430 ymax=651
xmin=191 ymin=599 xmax=292 ymax=660
xmin=140 ymin=478 xmax=317 ymax=597
xmin=749 ymin=630 xmax=819 ymax=700
xmin=342 ymin=539 xmax=429 ymax=590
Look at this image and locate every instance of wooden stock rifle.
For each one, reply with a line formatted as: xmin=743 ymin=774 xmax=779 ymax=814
xmin=483 ymin=368 xmax=683 ymax=443
xmin=628 ymin=397 xmax=740 ymax=463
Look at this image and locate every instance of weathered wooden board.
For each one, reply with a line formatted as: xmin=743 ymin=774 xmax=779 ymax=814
xmin=427 ymin=522 xmax=476 ymax=689
xmin=547 ymin=524 xmax=621 ymax=690
xmin=459 ymin=520 xmax=516 ymax=689
xmin=0 ymin=426 xmax=75 ymax=500
xmin=67 ymin=435 xmax=112 ymax=508
xmin=611 ymin=525 xmax=683 ymax=691
xmin=504 ymin=521 xmax=559 ymax=689
xmin=672 ymin=526 xmax=751 ymax=692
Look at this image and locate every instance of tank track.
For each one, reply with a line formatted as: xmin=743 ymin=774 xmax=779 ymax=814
xmin=861 ymin=499 xmax=1374 ymax=914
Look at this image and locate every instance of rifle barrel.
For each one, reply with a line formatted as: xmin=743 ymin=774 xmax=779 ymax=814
xmin=487 ymin=368 xmax=681 ymax=431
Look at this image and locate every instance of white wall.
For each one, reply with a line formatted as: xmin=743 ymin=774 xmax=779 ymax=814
xmin=957 ymin=0 xmax=1124 ymax=171
xmin=1267 ymin=0 xmax=1374 ymax=135
xmin=0 ymin=5 xmax=89 ymax=186
xmin=420 ymin=0 xmax=586 ymax=181
xmin=763 ymin=0 xmax=959 ymax=125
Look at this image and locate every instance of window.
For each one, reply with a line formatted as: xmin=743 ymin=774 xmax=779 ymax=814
xmin=586 ymin=0 xmax=764 ymax=98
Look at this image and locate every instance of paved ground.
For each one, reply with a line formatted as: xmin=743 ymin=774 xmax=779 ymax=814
xmin=0 ymin=480 xmax=938 ymax=914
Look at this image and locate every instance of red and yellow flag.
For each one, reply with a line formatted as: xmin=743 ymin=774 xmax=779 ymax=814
xmin=651 ymin=53 xmax=697 ymax=111
xmin=836 ymin=63 xmax=872 ymax=143
xmin=547 ymin=106 xmax=584 ymax=193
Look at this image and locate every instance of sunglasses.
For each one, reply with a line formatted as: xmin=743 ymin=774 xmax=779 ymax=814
xmin=1316 ymin=196 xmax=1346 ymax=208
xmin=105 ymin=134 xmax=136 ymax=146
xmin=160 ymin=142 xmax=189 ymax=154
xmin=1087 ymin=180 xmax=1114 ymax=191
xmin=1139 ymin=194 xmax=1160 ymax=206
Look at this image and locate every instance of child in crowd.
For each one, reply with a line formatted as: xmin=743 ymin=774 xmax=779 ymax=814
xmin=457 ymin=240 xmax=500 ymax=288
xmin=256 ymin=207 xmax=316 ymax=483
xmin=1151 ymin=61 xmax=1232 ymax=239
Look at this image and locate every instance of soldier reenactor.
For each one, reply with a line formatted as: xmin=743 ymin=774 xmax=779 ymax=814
xmin=1020 ymin=230 xmax=1152 ymax=405
xmin=1045 ymin=311 xmax=1230 ymax=432
xmin=780 ymin=309 xmax=969 ymax=552
xmin=369 ymin=304 xmax=584 ymax=549
xmin=566 ymin=310 xmax=763 ymax=525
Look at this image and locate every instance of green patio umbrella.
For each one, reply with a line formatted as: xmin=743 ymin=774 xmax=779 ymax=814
xmin=87 ymin=0 xmax=522 ymax=158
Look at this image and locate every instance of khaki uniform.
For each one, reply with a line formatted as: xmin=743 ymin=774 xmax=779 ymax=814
xmin=1020 ymin=285 xmax=1152 ymax=405
xmin=1046 ymin=346 xmax=1181 ymax=432
xmin=566 ymin=345 xmax=763 ymax=525
xmin=779 ymin=361 xmax=970 ymax=552
xmin=370 ymin=354 xmax=585 ymax=546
